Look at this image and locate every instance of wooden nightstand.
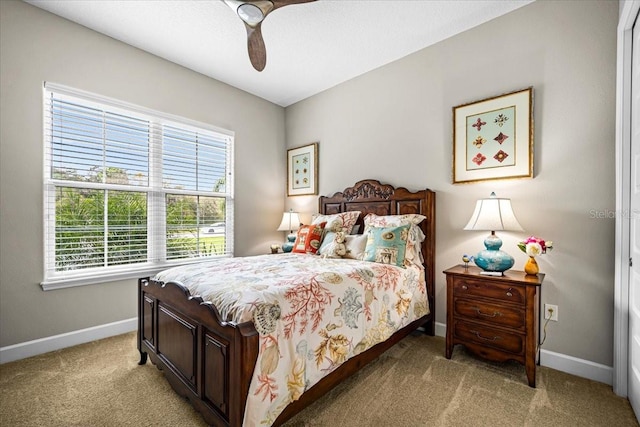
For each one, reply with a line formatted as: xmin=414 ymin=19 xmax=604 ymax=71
xmin=443 ymin=265 xmax=543 ymax=387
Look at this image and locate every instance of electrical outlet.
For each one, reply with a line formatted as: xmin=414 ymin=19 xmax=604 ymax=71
xmin=545 ymin=304 xmax=558 ymax=321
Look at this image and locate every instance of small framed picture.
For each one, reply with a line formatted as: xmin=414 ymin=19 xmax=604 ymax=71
xmin=287 ymin=143 xmax=318 ymax=196
xmin=452 ymin=88 xmax=533 ymax=184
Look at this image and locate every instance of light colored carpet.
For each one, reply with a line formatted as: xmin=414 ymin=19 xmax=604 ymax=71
xmin=0 ymin=332 xmax=636 ymax=426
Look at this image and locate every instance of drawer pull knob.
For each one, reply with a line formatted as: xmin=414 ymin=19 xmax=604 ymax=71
xmin=470 ymin=330 xmax=500 ymax=342
xmin=461 ymin=285 xmax=468 ymax=290
xmin=474 ymin=307 xmax=501 ymax=318
xmin=506 ymin=291 xmax=513 ymax=297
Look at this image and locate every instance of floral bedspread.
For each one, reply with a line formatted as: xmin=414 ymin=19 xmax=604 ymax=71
xmin=154 ymin=253 xmax=429 ymax=426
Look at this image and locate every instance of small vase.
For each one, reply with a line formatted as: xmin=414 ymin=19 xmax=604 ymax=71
xmin=524 ymin=256 xmax=539 ymax=275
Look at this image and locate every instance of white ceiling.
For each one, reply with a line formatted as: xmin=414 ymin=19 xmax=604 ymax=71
xmin=26 ymin=0 xmax=534 ymax=107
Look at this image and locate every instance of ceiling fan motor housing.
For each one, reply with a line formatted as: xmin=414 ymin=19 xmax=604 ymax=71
xmin=226 ymin=1 xmax=275 ymax=26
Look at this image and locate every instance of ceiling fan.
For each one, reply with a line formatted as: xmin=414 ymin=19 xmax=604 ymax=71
xmin=222 ymin=0 xmax=317 ymax=71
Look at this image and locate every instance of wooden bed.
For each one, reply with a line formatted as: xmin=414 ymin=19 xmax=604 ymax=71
xmin=137 ymin=179 xmax=436 ymax=426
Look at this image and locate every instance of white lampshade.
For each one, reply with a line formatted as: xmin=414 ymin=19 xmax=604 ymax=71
xmin=277 ymin=210 xmax=301 ymax=233
xmin=464 ymin=192 xmax=523 ymax=232
xmin=464 ymin=192 xmax=523 ymax=273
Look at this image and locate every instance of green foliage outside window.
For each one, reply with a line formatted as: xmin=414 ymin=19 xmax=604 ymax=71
xmin=54 ymin=167 xmax=226 ymax=271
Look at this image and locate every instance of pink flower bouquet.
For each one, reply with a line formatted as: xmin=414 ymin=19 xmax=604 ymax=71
xmin=517 ymin=236 xmax=553 ymax=257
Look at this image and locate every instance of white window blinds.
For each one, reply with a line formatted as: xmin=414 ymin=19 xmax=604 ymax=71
xmin=43 ymin=83 xmax=234 ymax=289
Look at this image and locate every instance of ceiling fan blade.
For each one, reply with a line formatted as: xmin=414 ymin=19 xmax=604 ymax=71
xmin=223 ymin=0 xmax=317 ymax=71
xmin=271 ymin=0 xmax=316 ymax=11
xmin=245 ymin=22 xmax=267 ymax=71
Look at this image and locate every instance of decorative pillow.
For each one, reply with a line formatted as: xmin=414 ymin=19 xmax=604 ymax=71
xmin=317 ymin=231 xmax=338 ymax=257
xmin=363 ymin=214 xmax=426 ymax=267
xmin=312 ymin=211 xmax=361 ymax=234
xmin=363 ymin=224 xmax=410 ymax=267
xmin=318 ymin=231 xmax=367 ymax=259
xmin=363 ymin=213 xmax=426 ymax=228
xmin=343 ymin=234 xmax=368 ymax=260
xmin=292 ymin=222 xmax=326 ymax=254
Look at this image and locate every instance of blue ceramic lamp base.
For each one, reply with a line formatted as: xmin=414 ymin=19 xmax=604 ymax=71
xmin=473 ymin=232 xmax=514 ymax=273
xmin=282 ymin=233 xmax=296 ymax=253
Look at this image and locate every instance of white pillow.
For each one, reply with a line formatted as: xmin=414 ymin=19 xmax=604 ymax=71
xmin=318 ymin=232 xmax=367 ymax=260
xmin=343 ymin=234 xmax=367 ymax=260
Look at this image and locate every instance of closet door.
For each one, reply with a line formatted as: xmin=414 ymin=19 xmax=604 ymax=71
xmin=629 ymin=5 xmax=640 ymax=419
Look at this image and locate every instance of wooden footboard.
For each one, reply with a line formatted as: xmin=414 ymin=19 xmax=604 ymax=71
xmin=138 ymin=277 xmax=259 ymax=427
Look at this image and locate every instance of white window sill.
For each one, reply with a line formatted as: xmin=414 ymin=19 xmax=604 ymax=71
xmin=40 ymin=256 xmax=232 ymax=291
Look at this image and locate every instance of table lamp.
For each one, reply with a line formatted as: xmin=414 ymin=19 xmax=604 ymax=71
xmin=464 ymin=192 xmax=523 ymax=274
xmin=277 ymin=209 xmax=300 ymax=253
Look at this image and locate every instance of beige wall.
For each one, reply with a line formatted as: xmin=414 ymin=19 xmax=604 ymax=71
xmin=285 ymin=0 xmax=618 ymax=366
xmin=0 ymin=0 xmax=619 ymax=370
xmin=0 ymin=0 xmax=285 ymax=347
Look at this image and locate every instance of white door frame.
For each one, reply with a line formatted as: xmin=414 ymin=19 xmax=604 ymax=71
xmin=614 ymin=0 xmax=640 ymax=398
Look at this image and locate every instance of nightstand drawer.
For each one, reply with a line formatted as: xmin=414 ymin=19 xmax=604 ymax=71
xmin=454 ymin=320 xmax=524 ymax=355
xmin=454 ymin=299 xmax=525 ymax=329
xmin=453 ymin=277 xmax=525 ymax=305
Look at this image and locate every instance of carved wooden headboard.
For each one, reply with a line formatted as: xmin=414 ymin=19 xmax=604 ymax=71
xmin=319 ymin=179 xmax=436 ymax=322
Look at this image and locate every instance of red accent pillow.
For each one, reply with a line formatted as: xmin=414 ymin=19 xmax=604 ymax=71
xmin=292 ymin=222 xmax=326 ymax=254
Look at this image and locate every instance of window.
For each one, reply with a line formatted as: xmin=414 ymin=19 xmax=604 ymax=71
xmin=42 ymin=83 xmax=234 ymax=289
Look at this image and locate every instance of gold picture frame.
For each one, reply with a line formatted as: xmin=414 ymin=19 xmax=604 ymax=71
xmin=453 ymin=87 xmax=533 ymax=184
xmin=287 ymin=142 xmax=318 ymax=196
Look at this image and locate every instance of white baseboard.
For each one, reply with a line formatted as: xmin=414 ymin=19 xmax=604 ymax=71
xmin=0 ymin=317 xmax=137 ymax=364
xmin=0 ymin=318 xmax=615 ymax=386
xmin=434 ymin=321 xmax=612 ymax=385
xmin=540 ymin=348 xmax=613 ymax=386
xmin=435 ymin=321 xmax=447 ymax=338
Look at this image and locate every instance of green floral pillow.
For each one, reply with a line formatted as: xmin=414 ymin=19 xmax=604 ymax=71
xmin=363 ymin=224 xmax=410 ymax=267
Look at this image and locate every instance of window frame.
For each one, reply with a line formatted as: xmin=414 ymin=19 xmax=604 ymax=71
xmin=41 ymin=82 xmax=234 ymax=290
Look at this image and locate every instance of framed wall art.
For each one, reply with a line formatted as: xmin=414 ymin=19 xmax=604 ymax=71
xmin=452 ymin=87 xmax=533 ymax=184
xmin=287 ymin=142 xmax=318 ymax=196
